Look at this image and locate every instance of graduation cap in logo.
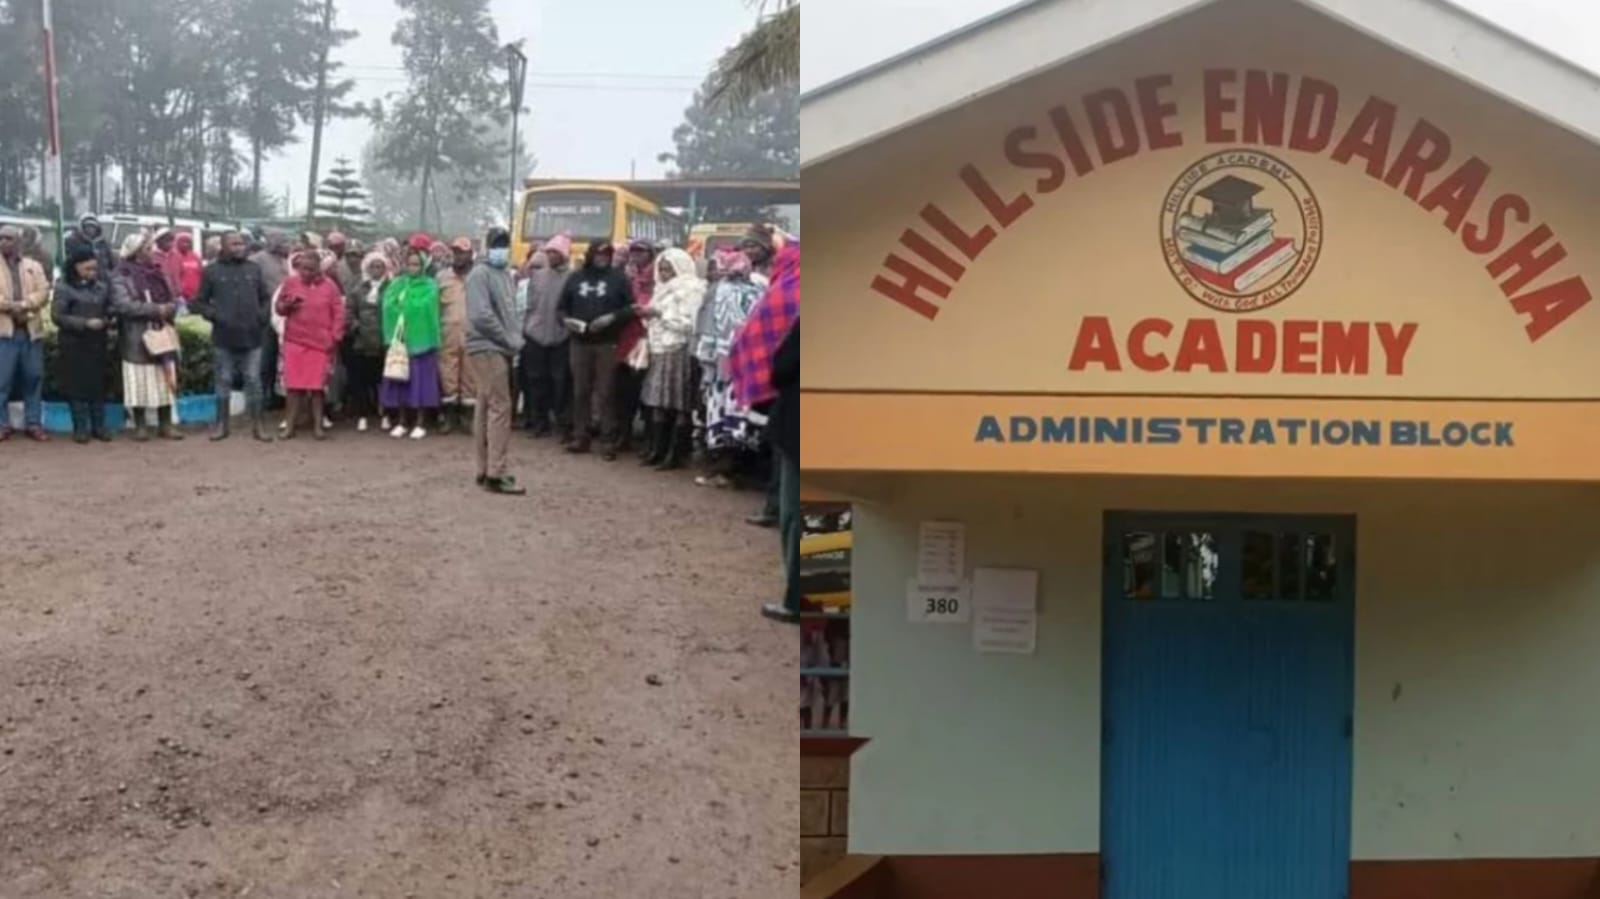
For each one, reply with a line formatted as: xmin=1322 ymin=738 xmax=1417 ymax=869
xmin=1196 ymin=175 xmax=1265 ymax=226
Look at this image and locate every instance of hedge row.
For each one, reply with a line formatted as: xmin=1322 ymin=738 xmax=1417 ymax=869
xmin=34 ymin=316 xmax=217 ymax=402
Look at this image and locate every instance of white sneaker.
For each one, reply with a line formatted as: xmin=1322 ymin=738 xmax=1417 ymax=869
xmin=381 ymin=416 xmax=393 ymax=431
xmin=408 ymin=426 xmax=427 ymax=440
xmin=390 ymin=425 xmax=407 ymax=438
xmin=357 ymin=417 xmax=369 ymax=433
xmin=322 ymin=416 xmax=334 ymax=430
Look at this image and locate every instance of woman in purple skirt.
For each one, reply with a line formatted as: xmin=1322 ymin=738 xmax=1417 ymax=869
xmin=379 ymin=248 xmax=443 ymax=439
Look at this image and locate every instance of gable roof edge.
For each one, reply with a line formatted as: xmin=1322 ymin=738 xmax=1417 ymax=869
xmin=803 ymin=0 xmax=1600 ymax=169
xmin=801 ymin=0 xmax=1215 ymax=168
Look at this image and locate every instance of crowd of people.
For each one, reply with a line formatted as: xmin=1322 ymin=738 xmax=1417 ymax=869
xmin=0 ymin=215 xmax=803 ymax=621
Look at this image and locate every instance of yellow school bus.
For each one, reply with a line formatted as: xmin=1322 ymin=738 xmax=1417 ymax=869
xmin=687 ymin=222 xmax=754 ymax=262
xmin=513 ymin=182 xmax=685 ymax=266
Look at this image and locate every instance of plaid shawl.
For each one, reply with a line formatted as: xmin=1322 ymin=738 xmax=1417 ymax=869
xmin=728 ymin=242 xmax=799 ymax=407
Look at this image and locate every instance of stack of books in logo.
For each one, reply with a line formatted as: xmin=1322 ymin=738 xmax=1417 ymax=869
xmin=1178 ymin=175 xmax=1297 ymax=292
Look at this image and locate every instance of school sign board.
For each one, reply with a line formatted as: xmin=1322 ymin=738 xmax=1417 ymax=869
xmin=803 ymin=9 xmax=1600 ymax=480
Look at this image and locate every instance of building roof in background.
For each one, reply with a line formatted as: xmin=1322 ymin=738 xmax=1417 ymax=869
xmin=801 ymin=0 xmax=1600 ymax=166
xmin=521 ymin=179 xmax=800 ymax=210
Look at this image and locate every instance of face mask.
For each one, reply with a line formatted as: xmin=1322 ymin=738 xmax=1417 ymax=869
xmin=487 ymin=248 xmax=510 ymax=268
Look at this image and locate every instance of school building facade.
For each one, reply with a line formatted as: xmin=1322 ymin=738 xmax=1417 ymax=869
xmin=800 ymin=0 xmax=1600 ymax=897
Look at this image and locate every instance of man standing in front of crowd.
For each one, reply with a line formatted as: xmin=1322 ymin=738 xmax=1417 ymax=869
xmin=465 ymin=228 xmax=525 ymax=495
xmin=0 ymin=225 xmax=51 ymax=442
xmin=520 ymin=234 xmax=573 ymax=441
xmin=193 ymin=231 xmax=274 ymax=442
xmin=435 ymin=237 xmax=476 ymax=435
xmin=249 ymin=233 xmax=291 ymax=412
xmin=558 ymin=241 xmax=633 ymax=459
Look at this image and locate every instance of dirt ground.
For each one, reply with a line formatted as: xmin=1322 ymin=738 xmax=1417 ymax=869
xmin=0 ymin=425 xmax=797 ymax=899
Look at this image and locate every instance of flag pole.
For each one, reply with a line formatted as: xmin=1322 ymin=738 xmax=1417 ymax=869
xmin=41 ymin=0 xmax=65 ymax=272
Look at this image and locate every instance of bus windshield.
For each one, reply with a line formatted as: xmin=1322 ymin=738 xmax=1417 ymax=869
xmin=703 ymin=233 xmax=743 ymax=257
xmin=524 ymin=190 xmax=615 ymax=243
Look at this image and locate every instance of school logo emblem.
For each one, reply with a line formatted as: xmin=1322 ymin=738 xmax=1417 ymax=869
xmin=1160 ymin=150 xmax=1323 ymax=313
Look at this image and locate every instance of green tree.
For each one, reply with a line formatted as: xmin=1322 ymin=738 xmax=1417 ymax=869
xmin=708 ymin=1 xmax=799 ymax=107
xmin=661 ymin=85 xmax=798 ymax=180
xmin=226 ymin=0 xmax=358 ymax=206
xmin=374 ymin=0 xmax=508 ymax=227
xmin=0 ymin=0 xmax=44 ymax=207
xmin=659 ymin=82 xmax=797 ymax=221
xmin=312 ymin=157 xmax=373 ymax=233
xmin=362 ymin=114 xmax=533 ymax=236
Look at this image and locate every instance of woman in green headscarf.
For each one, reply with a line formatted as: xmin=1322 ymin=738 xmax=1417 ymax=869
xmin=379 ymin=248 xmax=443 ymax=439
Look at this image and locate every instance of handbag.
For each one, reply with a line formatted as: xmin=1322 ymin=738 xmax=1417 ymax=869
xmin=139 ymin=289 xmax=180 ymax=359
xmin=142 ymin=323 xmax=180 ymax=358
xmin=383 ymin=313 xmax=410 ymax=382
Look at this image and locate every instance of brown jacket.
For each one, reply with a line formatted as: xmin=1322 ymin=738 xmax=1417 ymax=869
xmin=0 ymin=254 xmax=50 ymax=339
xmin=435 ymin=268 xmax=468 ymax=339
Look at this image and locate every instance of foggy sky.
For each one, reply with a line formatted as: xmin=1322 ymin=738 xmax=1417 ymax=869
xmin=265 ymin=0 xmax=755 ymax=214
xmin=802 ymin=0 xmax=1600 ymax=92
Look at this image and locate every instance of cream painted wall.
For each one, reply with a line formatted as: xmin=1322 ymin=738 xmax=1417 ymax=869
xmin=847 ymin=474 xmax=1600 ymax=858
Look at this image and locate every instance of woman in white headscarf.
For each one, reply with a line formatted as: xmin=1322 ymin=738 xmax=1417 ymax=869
xmin=110 ymin=230 xmax=184 ymax=441
xmin=637 ymin=247 xmax=706 ymax=470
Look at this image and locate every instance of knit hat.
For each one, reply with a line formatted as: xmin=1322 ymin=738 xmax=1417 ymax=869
xmin=119 ymin=230 xmax=152 ymax=260
xmin=407 ymin=232 xmax=433 ymax=252
xmin=361 ymin=251 xmax=390 ymax=278
xmin=542 ymin=233 xmax=572 ymax=260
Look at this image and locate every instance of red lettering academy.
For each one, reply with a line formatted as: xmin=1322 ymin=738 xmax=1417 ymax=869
xmin=870 ymin=69 xmax=1592 ymax=349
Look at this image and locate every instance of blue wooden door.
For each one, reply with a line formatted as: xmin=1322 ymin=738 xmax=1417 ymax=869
xmin=1101 ymin=513 xmax=1354 ymax=899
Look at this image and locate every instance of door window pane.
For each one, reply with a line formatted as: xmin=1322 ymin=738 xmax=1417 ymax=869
xmin=1305 ymin=534 xmax=1338 ymax=601
xmin=1241 ymin=530 xmax=1276 ymax=600
xmin=1123 ymin=532 xmax=1157 ymax=599
xmin=1162 ymin=532 xmax=1216 ymax=600
xmin=1279 ymin=531 xmax=1303 ymax=600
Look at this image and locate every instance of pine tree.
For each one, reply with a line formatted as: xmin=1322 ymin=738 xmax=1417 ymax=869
xmin=312 ymin=157 xmax=373 ymax=233
xmin=374 ymin=0 xmax=508 ymax=228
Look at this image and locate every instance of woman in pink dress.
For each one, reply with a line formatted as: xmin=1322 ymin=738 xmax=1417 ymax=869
xmin=275 ymin=251 xmax=346 ymax=439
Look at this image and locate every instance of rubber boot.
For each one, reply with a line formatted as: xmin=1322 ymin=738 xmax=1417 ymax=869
xmin=132 ymin=408 xmax=151 ymax=442
xmin=311 ymin=394 xmax=328 ymax=441
xmin=656 ymin=417 xmax=689 ymax=471
xmin=251 ymin=407 xmax=274 ymax=442
xmin=209 ymin=395 xmax=230 ymax=441
xmin=437 ymin=403 xmax=456 ymax=436
xmin=70 ymin=402 xmax=90 ymax=444
xmin=158 ymin=406 xmax=184 ymax=440
xmin=89 ymin=401 xmax=111 ymax=442
xmin=281 ymin=393 xmax=301 ymax=440
xmin=639 ymin=414 xmax=666 ymax=467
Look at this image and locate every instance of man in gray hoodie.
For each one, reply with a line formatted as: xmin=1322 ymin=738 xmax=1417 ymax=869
xmin=465 ymin=227 xmax=524 ymax=495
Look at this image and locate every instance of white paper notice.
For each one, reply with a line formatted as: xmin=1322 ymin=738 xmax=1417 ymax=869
xmin=916 ymin=521 xmax=966 ymax=587
xmin=905 ymin=580 xmax=972 ymax=624
xmin=972 ymin=568 xmax=1037 ymax=610
xmin=973 ymin=567 xmax=1038 ymax=654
